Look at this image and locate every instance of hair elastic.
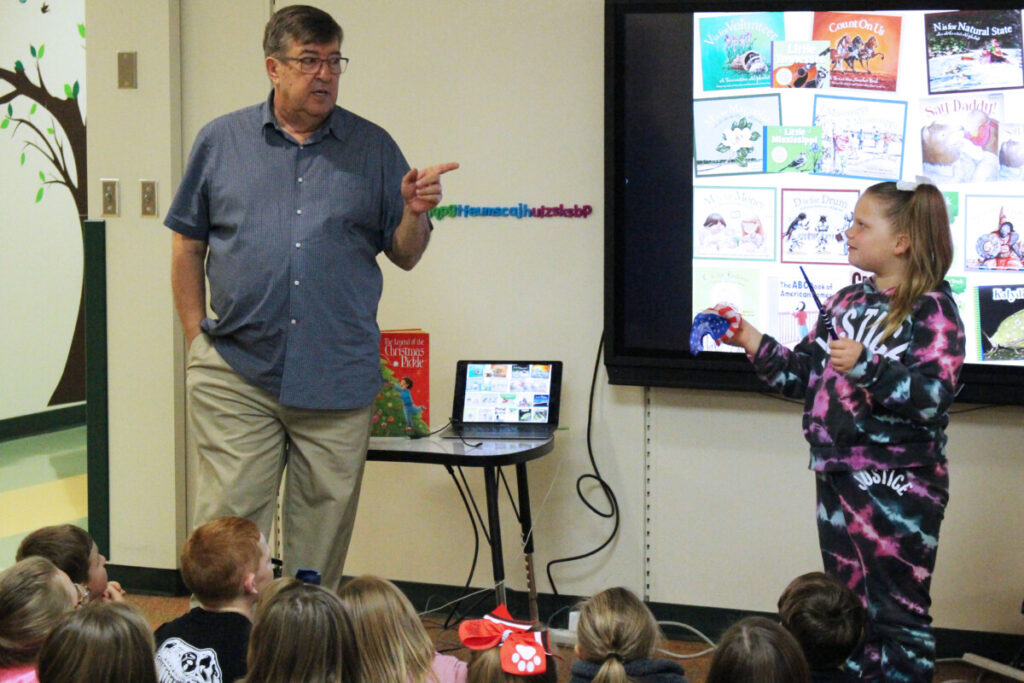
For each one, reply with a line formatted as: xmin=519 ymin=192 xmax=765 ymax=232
xmin=895 ymin=175 xmax=934 ymax=192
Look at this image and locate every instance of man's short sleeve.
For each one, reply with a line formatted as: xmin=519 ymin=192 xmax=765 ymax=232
xmin=165 ymin=130 xmax=213 ymax=240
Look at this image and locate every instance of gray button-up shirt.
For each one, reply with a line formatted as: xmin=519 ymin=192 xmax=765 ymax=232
xmin=165 ymin=94 xmax=408 ymax=409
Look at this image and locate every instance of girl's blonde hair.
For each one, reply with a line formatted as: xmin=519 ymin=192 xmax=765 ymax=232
xmin=337 ymin=575 xmax=436 ymax=683
xmin=37 ymin=602 xmax=157 ymax=683
xmin=575 ymin=587 xmax=661 ymax=683
xmin=0 ymin=556 xmax=75 ymax=668
xmin=244 ymin=577 xmax=359 ymax=683
xmin=862 ymin=181 xmax=953 ymax=339
xmin=467 ymin=638 xmax=557 ymax=683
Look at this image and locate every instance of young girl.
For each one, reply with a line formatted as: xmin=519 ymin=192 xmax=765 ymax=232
xmin=458 ymin=605 xmax=556 ymax=683
xmin=36 ymin=602 xmax=157 ymax=683
xmin=705 ymin=616 xmax=811 ymax=683
xmin=0 ymin=557 xmax=78 ymax=683
xmin=570 ymin=587 xmax=687 ymax=683
xmin=242 ymin=578 xmax=359 ymax=683
xmin=16 ymin=525 xmax=125 ymax=604
xmin=723 ymin=181 xmax=966 ymax=681
xmin=338 ymin=574 xmax=466 ymax=683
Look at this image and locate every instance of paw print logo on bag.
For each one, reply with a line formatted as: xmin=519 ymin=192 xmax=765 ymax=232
xmin=512 ymin=643 xmax=543 ymax=672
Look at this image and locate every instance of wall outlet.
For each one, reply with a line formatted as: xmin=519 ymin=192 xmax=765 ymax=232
xmin=101 ymin=178 xmax=119 ymax=216
xmin=140 ymin=179 xmax=158 ymax=216
xmin=568 ymin=610 xmax=580 ymax=632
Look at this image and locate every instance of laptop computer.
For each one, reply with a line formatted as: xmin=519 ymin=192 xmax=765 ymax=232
xmin=441 ymin=361 xmax=563 ymax=440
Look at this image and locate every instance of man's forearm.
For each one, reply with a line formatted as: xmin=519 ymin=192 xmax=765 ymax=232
xmin=171 ymin=234 xmax=208 ymax=345
xmin=387 ymin=208 xmax=431 ymax=270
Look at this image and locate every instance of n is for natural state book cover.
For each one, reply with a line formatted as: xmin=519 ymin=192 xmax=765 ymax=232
xmin=812 ymin=11 xmax=901 ymax=92
xmin=699 ymin=12 xmax=785 ymax=91
xmin=925 ymin=9 xmax=1024 ymax=94
xmin=374 ymin=329 xmax=429 ymax=437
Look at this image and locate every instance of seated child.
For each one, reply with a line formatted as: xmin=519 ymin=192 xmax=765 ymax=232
xmin=706 ymin=616 xmax=811 ymax=683
xmin=37 ymin=602 xmax=157 ymax=683
xmin=339 ymin=574 xmax=467 ymax=683
xmin=0 ymin=557 xmax=78 ymax=683
xmin=16 ymin=524 xmax=125 ymax=604
xmin=242 ymin=577 xmax=360 ymax=683
xmin=777 ymin=571 xmax=866 ymax=683
xmin=459 ymin=604 xmax=557 ymax=683
xmin=154 ymin=516 xmax=274 ymax=683
xmin=570 ymin=587 xmax=687 ymax=682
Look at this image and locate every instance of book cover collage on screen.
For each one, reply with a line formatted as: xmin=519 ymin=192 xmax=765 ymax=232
xmin=693 ymin=9 xmax=1024 ymax=364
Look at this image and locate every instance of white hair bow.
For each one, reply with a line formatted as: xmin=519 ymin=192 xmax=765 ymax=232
xmin=895 ymin=175 xmax=934 ymax=191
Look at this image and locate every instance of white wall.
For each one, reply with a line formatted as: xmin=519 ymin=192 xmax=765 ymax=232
xmin=91 ymin=0 xmax=1024 ymax=636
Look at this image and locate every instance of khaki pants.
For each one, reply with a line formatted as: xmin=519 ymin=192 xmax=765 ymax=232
xmin=186 ymin=333 xmax=372 ymax=591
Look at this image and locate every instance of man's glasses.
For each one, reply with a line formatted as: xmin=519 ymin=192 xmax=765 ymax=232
xmin=280 ymin=55 xmax=348 ymax=75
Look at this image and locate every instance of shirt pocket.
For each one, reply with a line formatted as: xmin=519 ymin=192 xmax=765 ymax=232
xmin=321 ymin=172 xmax=380 ymax=251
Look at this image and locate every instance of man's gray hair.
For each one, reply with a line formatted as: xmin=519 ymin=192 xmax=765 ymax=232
xmin=263 ymin=5 xmax=343 ymax=57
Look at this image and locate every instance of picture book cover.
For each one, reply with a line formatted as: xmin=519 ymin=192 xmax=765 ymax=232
xmin=975 ymin=282 xmax=1024 ymax=361
xmin=692 ymin=186 xmax=776 ymax=260
xmin=693 ymin=94 xmax=781 ymax=176
xmin=699 ymin=12 xmax=785 ymax=91
xmin=374 ymin=329 xmax=429 ymax=437
xmin=780 ymin=188 xmax=860 ymax=265
xmin=813 ymin=94 xmax=907 ymax=180
xmin=812 ymin=12 xmax=902 ymax=92
xmin=920 ymin=92 xmax=1003 ymax=183
xmin=964 ymin=195 xmax=1024 ymax=271
xmin=771 ymin=40 xmax=831 ymax=88
xmin=766 ymin=268 xmax=855 ymax=346
xmin=692 ymin=264 xmax=761 ymax=354
xmin=763 ymin=125 xmax=824 ymax=173
xmin=925 ymin=9 xmax=1024 ymax=94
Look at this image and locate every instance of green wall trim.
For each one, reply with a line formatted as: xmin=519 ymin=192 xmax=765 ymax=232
xmin=84 ymin=219 xmax=110 ymax=557
xmin=0 ymin=405 xmax=86 ymax=443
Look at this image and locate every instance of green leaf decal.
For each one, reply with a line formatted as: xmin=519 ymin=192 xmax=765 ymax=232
xmin=6 ymin=104 xmax=11 ymax=116
xmin=29 ymin=103 xmax=36 ymax=115
xmin=64 ymin=83 xmax=73 ymax=98
xmin=72 ymin=81 xmax=79 ymax=98
xmin=78 ymin=24 xmax=86 ymax=38
xmin=30 ymin=45 xmax=36 ymax=58
xmin=39 ymin=171 xmax=45 ymax=182
xmin=36 ymin=187 xmax=44 ymax=203
xmin=0 ymin=118 xmax=8 ymax=130
xmin=20 ymin=152 xmax=25 ymax=166
xmin=14 ymin=60 xmax=24 ymax=72
xmin=46 ymin=127 xmax=54 ymax=135
xmin=37 ymin=45 xmax=44 ymax=59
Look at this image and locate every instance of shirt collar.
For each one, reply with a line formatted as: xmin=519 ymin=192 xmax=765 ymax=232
xmin=261 ymin=90 xmax=348 ymax=144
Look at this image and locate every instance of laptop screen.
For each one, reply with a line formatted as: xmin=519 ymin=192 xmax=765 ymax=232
xmin=453 ymin=361 xmax=562 ymax=425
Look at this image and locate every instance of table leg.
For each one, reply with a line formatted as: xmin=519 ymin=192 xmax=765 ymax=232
xmin=515 ymin=461 xmax=539 ymax=622
xmin=484 ymin=466 xmax=507 ymax=607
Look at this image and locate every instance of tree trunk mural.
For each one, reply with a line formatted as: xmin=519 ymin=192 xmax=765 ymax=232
xmin=1 ymin=26 xmax=88 ymax=405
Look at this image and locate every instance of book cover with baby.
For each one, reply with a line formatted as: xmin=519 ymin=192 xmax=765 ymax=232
xmin=920 ymin=92 xmax=1003 ymax=184
xmin=374 ymin=329 xmax=430 ymax=437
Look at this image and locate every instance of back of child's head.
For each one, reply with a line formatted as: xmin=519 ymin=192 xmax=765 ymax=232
xmin=706 ymin=616 xmax=811 ymax=683
xmin=16 ymin=524 xmax=93 ymax=585
xmin=36 ymin=601 xmax=156 ymax=683
xmin=575 ymin=586 xmax=660 ymax=679
xmin=244 ymin=577 xmax=358 ymax=683
xmin=862 ymin=181 xmax=954 ymax=337
xmin=181 ymin=516 xmax=263 ymax=606
xmin=0 ymin=556 xmax=76 ymax=669
xmin=467 ymin=639 xmax=557 ymax=683
xmin=337 ymin=574 xmax=434 ymax=683
xmin=778 ymin=571 xmax=865 ymax=670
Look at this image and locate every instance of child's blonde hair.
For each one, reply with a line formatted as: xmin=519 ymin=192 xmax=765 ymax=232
xmin=575 ymin=587 xmax=660 ymax=683
xmin=0 ymin=557 xmax=75 ymax=668
xmin=861 ymin=182 xmax=953 ymax=339
xmin=338 ymin=574 xmax=436 ymax=683
xmin=243 ymin=577 xmax=358 ymax=683
xmin=37 ymin=602 xmax=157 ymax=683
xmin=467 ymin=639 xmax=557 ymax=683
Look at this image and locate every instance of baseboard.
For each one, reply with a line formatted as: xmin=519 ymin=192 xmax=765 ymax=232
xmin=111 ymin=570 xmax=1024 ymax=665
xmin=0 ymin=405 xmax=86 ymax=442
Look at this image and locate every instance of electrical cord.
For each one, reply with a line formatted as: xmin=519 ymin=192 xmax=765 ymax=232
xmin=654 ymin=620 xmax=717 ymax=659
xmin=545 ymin=332 xmax=620 ymax=597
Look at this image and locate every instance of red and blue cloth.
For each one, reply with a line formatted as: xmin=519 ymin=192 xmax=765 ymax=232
xmin=690 ymin=303 xmax=742 ymax=355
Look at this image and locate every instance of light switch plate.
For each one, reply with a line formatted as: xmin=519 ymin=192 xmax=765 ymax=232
xmin=140 ymin=179 xmax=158 ymax=216
xmin=101 ymin=178 xmax=119 ymax=216
xmin=117 ymin=52 xmax=137 ymax=89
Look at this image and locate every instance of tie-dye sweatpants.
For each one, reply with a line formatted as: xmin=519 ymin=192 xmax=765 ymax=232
xmin=816 ymin=463 xmax=949 ymax=682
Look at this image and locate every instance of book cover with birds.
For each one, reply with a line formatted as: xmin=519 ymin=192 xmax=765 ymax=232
xmin=699 ymin=12 xmax=785 ymax=92
xmin=374 ymin=330 xmax=430 ymax=437
xmin=812 ymin=11 xmax=901 ymax=92
xmin=763 ymin=125 xmax=824 ymax=174
xmin=779 ymin=188 xmax=860 ymax=265
xmin=771 ymin=41 xmax=831 ymax=88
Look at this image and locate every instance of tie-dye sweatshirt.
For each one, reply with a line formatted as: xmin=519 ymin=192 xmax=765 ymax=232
xmin=751 ymin=279 xmax=965 ymax=471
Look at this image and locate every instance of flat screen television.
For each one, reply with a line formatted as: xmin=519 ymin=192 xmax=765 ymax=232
xmin=604 ymin=0 xmax=1024 ymax=404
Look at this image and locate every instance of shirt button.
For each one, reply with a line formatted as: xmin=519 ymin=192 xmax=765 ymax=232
xmin=298 ymin=177 xmax=303 ymax=183
xmin=295 ymin=242 xmax=302 ymax=248
xmin=296 ymin=209 xmax=302 ymax=215
xmin=291 ymin=319 xmax=297 ymax=325
xmin=294 ymin=280 xmax=300 ymax=286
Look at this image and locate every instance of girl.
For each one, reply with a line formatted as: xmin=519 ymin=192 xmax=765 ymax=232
xmin=16 ymin=525 xmax=125 ymax=604
xmin=570 ymin=587 xmax=687 ymax=683
xmin=36 ymin=602 xmax=157 ymax=683
xmin=242 ymin=578 xmax=359 ymax=683
xmin=338 ymin=574 xmax=466 ymax=683
xmin=705 ymin=616 xmax=811 ymax=683
xmin=0 ymin=557 xmax=78 ymax=683
xmin=458 ymin=605 xmax=556 ymax=683
xmin=723 ymin=181 xmax=965 ymax=682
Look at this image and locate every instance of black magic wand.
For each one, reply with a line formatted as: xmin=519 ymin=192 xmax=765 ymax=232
xmin=799 ymin=266 xmax=839 ymax=340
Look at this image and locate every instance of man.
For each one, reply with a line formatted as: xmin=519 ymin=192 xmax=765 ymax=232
xmin=166 ymin=4 xmax=457 ymax=591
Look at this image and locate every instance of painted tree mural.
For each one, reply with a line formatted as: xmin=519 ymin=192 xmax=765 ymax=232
xmin=1 ymin=12 xmax=87 ymax=405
